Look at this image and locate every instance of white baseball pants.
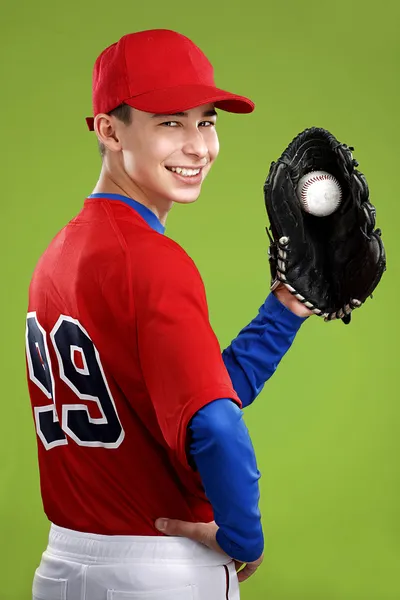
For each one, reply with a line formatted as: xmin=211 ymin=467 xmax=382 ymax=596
xmin=32 ymin=524 xmax=240 ymax=600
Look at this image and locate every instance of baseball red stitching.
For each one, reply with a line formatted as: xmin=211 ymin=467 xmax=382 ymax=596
xmin=300 ymin=174 xmax=339 ymax=212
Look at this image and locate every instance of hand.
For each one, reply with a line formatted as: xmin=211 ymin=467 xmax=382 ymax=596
xmin=155 ymin=518 xmax=263 ymax=582
xmin=232 ymin=553 xmax=264 ymax=583
xmin=273 ymin=283 xmax=314 ymax=318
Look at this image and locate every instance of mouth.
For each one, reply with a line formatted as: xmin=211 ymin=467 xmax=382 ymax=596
xmin=165 ymin=166 xmax=202 ymax=177
xmin=165 ymin=165 xmax=206 ymax=185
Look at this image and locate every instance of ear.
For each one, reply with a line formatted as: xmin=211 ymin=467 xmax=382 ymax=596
xmin=94 ymin=113 xmax=122 ymax=153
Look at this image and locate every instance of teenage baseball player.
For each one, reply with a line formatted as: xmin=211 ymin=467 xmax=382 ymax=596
xmin=26 ymin=29 xmax=311 ymax=600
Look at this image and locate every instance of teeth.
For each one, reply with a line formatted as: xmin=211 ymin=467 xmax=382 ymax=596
xmin=169 ymin=167 xmax=200 ymax=176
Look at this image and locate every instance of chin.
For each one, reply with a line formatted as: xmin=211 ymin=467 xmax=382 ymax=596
xmin=169 ymin=188 xmax=202 ymax=205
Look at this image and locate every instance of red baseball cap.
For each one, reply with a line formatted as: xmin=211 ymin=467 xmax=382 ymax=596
xmin=86 ymin=29 xmax=255 ymax=131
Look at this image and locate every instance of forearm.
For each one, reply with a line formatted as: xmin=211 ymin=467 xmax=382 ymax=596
xmin=189 ymin=399 xmax=263 ymax=563
xmin=222 ymin=293 xmax=306 ymax=408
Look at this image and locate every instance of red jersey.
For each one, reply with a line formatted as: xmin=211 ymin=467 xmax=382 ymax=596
xmin=25 ymin=195 xmax=240 ymax=535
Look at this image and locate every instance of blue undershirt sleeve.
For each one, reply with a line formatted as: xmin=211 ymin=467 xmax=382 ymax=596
xmin=189 ymin=398 xmax=264 ymax=563
xmin=188 ymin=296 xmax=307 ymax=561
xmin=222 ymin=293 xmax=306 ymax=408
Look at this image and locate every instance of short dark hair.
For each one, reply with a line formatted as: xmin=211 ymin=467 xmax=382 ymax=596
xmin=98 ymin=103 xmax=133 ymax=159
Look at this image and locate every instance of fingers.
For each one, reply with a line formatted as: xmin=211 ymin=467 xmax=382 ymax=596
xmin=235 ymin=553 xmax=263 ymax=583
xmin=236 ymin=561 xmax=260 ymax=583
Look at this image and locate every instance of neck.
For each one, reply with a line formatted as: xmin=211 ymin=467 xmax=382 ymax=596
xmin=92 ymin=165 xmax=172 ymax=227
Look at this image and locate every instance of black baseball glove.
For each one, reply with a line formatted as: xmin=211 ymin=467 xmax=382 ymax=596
xmin=264 ymin=127 xmax=386 ymax=324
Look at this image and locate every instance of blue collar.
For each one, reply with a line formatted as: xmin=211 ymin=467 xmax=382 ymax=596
xmin=87 ymin=193 xmax=165 ymax=235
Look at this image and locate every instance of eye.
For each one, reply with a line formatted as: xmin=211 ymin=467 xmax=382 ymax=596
xmin=160 ymin=121 xmax=180 ymax=127
xmin=199 ymin=121 xmax=216 ymax=128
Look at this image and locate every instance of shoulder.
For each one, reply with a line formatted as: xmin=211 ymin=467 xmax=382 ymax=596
xmin=148 ymin=235 xmax=198 ymax=271
xmin=129 ymin=231 xmax=204 ymax=288
xmin=130 ymin=235 xmax=209 ymax=318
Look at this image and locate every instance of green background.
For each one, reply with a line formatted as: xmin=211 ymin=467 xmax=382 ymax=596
xmin=1 ymin=0 xmax=399 ymax=598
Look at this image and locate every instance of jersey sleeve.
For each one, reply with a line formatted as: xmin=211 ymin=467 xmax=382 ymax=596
xmin=133 ymin=240 xmax=241 ymax=469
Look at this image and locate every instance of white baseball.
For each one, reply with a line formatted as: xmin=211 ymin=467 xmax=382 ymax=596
xmin=296 ymin=170 xmax=342 ymax=217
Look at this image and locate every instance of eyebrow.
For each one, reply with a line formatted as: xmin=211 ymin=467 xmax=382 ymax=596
xmin=151 ymin=109 xmax=218 ymax=118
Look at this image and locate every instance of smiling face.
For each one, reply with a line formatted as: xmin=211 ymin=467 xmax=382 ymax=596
xmin=111 ymin=103 xmax=220 ymax=206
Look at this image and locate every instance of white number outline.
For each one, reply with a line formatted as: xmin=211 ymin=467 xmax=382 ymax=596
xmin=26 ymin=313 xmax=125 ymax=450
xmin=50 ymin=315 xmax=125 ymax=448
xmin=26 ymin=312 xmax=67 ymax=450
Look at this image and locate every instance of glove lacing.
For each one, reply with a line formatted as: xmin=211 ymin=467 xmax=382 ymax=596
xmin=269 ymin=233 xmax=362 ymax=322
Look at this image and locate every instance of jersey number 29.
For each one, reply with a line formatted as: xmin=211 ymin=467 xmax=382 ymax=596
xmin=26 ymin=313 xmax=125 ymax=450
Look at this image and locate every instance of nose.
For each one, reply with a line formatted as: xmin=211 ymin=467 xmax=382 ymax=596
xmin=182 ymin=128 xmax=208 ymax=160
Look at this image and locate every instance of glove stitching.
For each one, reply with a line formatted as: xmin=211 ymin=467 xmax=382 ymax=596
xmin=274 ymin=236 xmax=362 ymax=322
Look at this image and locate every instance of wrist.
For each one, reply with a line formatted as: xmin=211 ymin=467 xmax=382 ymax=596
xmin=273 ymin=284 xmax=313 ymax=318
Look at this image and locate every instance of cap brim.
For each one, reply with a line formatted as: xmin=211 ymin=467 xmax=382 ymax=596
xmin=86 ymin=84 xmax=254 ymax=131
xmin=126 ymin=84 xmax=255 ymax=114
